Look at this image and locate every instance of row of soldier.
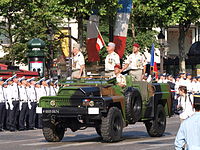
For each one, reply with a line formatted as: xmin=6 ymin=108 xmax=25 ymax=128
xmin=0 ymin=75 xmax=59 ymax=132
xmin=155 ymin=72 xmax=200 ymax=94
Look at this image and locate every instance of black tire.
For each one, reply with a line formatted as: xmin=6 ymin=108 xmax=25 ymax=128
xmin=95 ymin=126 xmax=101 ymax=136
xmin=101 ymin=107 xmax=123 ymax=142
xmin=145 ymin=104 xmax=166 ymax=137
xmin=125 ymin=88 xmax=142 ymax=124
xmin=42 ymin=123 xmax=65 ymax=142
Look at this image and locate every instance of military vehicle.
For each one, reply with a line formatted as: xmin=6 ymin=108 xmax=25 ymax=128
xmin=38 ymin=75 xmax=172 ymax=142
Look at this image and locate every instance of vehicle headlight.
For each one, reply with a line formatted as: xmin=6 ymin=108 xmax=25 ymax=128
xmin=50 ymin=100 xmax=56 ymax=107
xmin=89 ymin=101 xmax=94 ymax=107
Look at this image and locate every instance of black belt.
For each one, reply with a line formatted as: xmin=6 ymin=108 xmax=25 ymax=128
xmin=130 ymin=69 xmax=142 ymax=71
xmin=72 ymin=69 xmax=80 ymax=72
xmin=105 ymin=70 xmax=114 ymax=73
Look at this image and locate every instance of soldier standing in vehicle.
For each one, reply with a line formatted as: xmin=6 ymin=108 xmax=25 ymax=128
xmin=71 ymin=43 xmax=85 ymax=79
xmin=105 ymin=42 xmax=120 ymax=77
xmin=114 ymin=65 xmax=126 ymax=87
xmin=121 ymin=43 xmax=147 ymax=81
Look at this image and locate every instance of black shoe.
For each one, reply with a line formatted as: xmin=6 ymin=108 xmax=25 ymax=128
xmin=29 ymin=127 xmax=36 ymax=130
xmin=19 ymin=128 xmax=25 ymax=131
xmin=0 ymin=129 xmax=4 ymax=132
xmin=10 ymin=128 xmax=16 ymax=132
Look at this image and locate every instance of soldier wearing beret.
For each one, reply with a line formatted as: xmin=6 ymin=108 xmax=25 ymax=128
xmin=114 ymin=65 xmax=126 ymax=88
xmin=121 ymin=43 xmax=147 ymax=81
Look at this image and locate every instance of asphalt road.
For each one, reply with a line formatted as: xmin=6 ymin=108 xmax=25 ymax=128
xmin=0 ymin=115 xmax=180 ymax=150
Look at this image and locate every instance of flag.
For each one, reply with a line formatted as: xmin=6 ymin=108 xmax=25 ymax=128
xmin=150 ymin=43 xmax=155 ymax=67
xmin=95 ymin=23 xmax=105 ymax=52
xmin=96 ymin=34 xmax=104 ymax=51
xmin=86 ymin=15 xmax=100 ymax=62
xmin=153 ymin=62 xmax=159 ymax=79
xmin=113 ymin=0 xmax=132 ymax=58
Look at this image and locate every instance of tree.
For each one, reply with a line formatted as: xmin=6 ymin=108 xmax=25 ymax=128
xmin=134 ymin=0 xmax=200 ymax=72
xmin=0 ymin=0 xmax=65 ymax=75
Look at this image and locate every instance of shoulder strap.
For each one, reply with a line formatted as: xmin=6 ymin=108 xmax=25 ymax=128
xmin=187 ymin=94 xmax=193 ymax=106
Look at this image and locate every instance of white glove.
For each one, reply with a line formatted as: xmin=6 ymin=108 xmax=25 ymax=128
xmin=9 ymin=102 xmax=14 ymax=110
xmin=28 ymin=101 xmax=32 ymax=109
xmin=5 ymin=102 xmax=9 ymax=110
xmin=19 ymin=102 xmax=23 ymax=111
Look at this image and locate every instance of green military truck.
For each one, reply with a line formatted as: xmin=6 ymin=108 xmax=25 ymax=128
xmin=38 ymin=75 xmax=172 ymax=142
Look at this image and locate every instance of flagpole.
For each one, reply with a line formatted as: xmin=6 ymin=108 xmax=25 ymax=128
xmin=94 ymin=23 xmax=106 ymax=46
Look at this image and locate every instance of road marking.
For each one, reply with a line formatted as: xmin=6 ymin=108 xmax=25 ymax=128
xmin=0 ymin=137 xmax=44 ymax=144
xmin=47 ymin=142 xmax=98 ymax=150
xmin=141 ymin=143 xmax=174 ymax=150
xmin=106 ymin=136 xmax=175 ymax=147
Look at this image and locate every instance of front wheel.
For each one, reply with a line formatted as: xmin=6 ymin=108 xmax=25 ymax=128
xmin=100 ymin=107 xmax=123 ymax=142
xmin=145 ymin=104 xmax=166 ymax=137
xmin=43 ymin=123 xmax=65 ymax=142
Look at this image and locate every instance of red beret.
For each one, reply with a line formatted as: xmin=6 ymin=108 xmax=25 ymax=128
xmin=133 ymin=43 xmax=140 ymax=48
xmin=114 ymin=64 xmax=121 ymax=69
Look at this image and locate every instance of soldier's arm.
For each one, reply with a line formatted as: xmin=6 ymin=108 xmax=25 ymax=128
xmin=78 ymin=65 xmax=85 ymax=78
xmin=121 ymin=64 xmax=129 ymax=72
xmin=143 ymin=65 xmax=146 ymax=75
xmin=174 ymin=123 xmax=186 ymax=150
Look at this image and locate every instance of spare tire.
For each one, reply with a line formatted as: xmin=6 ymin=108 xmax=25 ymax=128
xmin=124 ymin=87 xmax=142 ymax=124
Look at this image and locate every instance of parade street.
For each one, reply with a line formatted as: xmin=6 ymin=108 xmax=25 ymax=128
xmin=0 ymin=116 xmax=180 ymax=150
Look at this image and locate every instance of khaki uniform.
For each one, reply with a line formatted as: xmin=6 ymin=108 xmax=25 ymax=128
xmin=72 ymin=52 xmax=85 ymax=78
xmin=105 ymin=52 xmax=120 ymax=77
xmin=125 ymin=52 xmax=146 ymax=81
xmin=116 ymin=74 xmax=126 ymax=86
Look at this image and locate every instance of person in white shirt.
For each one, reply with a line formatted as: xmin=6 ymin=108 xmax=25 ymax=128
xmin=49 ymin=82 xmax=56 ymax=96
xmin=0 ymin=77 xmax=6 ymax=131
xmin=40 ymin=78 xmax=49 ymax=96
xmin=185 ymin=73 xmax=193 ymax=93
xmin=114 ymin=65 xmax=126 ymax=88
xmin=177 ymin=86 xmax=195 ymax=122
xmin=8 ymin=75 xmax=19 ymax=131
xmin=196 ymin=76 xmax=200 ymax=93
xmin=26 ymin=77 xmax=37 ymax=130
xmin=158 ymin=74 xmax=165 ymax=83
xmin=35 ymin=81 xmax=43 ymax=129
xmin=192 ymin=77 xmax=199 ymax=93
xmin=105 ymin=42 xmax=120 ymax=77
xmin=71 ymin=43 xmax=85 ymax=79
xmin=18 ymin=77 xmax=29 ymax=130
xmin=2 ymin=81 xmax=10 ymax=130
xmin=179 ymin=73 xmax=186 ymax=86
xmin=121 ymin=43 xmax=147 ymax=81
xmin=54 ymin=80 xmax=59 ymax=94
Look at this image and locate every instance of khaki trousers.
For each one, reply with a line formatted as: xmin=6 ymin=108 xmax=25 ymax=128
xmin=129 ymin=69 xmax=143 ymax=81
xmin=105 ymin=71 xmax=115 ymax=77
xmin=71 ymin=70 xmax=85 ymax=79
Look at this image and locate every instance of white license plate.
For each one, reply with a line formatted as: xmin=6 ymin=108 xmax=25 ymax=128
xmin=88 ymin=107 xmax=99 ymax=114
xmin=36 ymin=107 xmax=42 ymax=114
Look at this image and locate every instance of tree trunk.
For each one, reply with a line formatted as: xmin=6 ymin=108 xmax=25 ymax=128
xmin=178 ymin=21 xmax=191 ymax=73
xmin=77 ymin=16 xmax=83 ymax=47
xmin=131 ymin=15 xmax=136 ymax=43
xmin=7 ymin=15 xmax=14 ymax=65
xmin=109 ymin=15 xmax=114 ymax=42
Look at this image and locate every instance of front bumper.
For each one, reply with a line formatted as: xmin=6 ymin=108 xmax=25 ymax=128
xmin=41 ymin=107 xmax=101 ymax=116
